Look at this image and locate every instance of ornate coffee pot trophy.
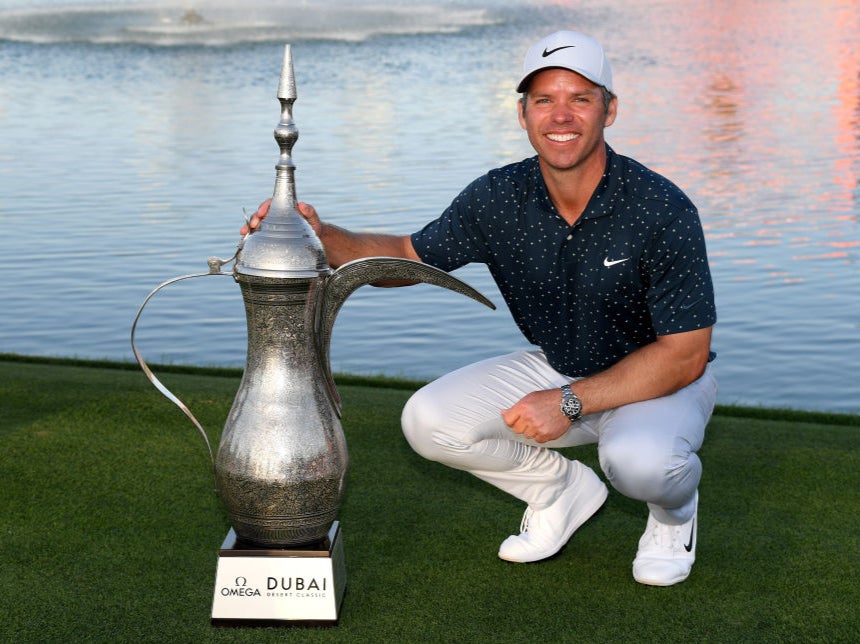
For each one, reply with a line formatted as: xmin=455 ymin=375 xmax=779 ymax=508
xmin=131 ymin=45 xmax=493 ymax=625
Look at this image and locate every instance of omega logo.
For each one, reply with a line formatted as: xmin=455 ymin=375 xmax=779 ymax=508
xmin=219 ymin=576 xmax=261 ymax=597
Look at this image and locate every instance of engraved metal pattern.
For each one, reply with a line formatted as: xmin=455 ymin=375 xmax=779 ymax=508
xmin=215 ymin=274 xmax=348 ymax=546
xmin=134 ymin=45 xmax=495 ymax=548
xmin=218 ymin=45 xmax=496 ymax=546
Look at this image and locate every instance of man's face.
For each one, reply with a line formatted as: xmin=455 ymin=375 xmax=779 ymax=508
xmin=518 ymin=68 xmax=617 ymax=175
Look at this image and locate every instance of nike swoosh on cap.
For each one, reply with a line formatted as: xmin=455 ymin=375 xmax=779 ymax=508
xmin=542 ymin=45 xmax=575 ymax=57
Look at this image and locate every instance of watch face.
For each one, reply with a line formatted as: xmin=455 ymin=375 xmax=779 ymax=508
xmin=561 ymin=389 xmax=581 ymax=419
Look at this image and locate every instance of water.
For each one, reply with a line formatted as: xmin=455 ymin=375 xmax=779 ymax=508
xmin=0 ymin=0 xmax=858 ymax=414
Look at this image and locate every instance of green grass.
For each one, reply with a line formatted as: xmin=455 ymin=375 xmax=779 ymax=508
xmin=1 ymin=356 xmax=858 ymax=642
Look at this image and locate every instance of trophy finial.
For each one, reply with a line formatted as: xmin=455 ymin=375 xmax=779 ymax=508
xmin=277 ymin=44 xmax=297 ymax=101
xmin=273 ymin=44 xmax=298 ymax=183
xmin=234 ymin=43 xmax=328 ymax=278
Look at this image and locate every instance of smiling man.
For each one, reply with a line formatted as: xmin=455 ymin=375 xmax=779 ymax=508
xmin=248 ymin=31 xmax=717 ymax=586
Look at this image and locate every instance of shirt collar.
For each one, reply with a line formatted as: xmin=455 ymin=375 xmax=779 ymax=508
xmin=582 ymin=144 xmax=619 ymax=220
xmin=532 ymin=144 xmax=619 ymax=222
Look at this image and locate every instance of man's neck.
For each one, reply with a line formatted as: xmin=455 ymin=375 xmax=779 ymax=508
xmin=540 ymin=144 xmax=608 ymax=225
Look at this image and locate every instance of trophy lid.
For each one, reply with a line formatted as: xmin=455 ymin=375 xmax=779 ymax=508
xmin=235 ymin=45 xmax=329 ymax=279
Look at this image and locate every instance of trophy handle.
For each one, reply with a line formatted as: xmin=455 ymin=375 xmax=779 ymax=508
xmin=130 ymin=267 xmax=235 ymax=468
xmin=316 ymin=257 xmax=495 ymax=416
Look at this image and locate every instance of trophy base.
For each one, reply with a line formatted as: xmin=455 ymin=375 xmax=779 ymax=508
xmin=211 ymin=521 xmax=346 ymax=627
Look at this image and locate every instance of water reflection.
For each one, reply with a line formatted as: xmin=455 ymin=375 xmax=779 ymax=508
xmin=0 ymin=0 xmax=857 ymax=412
xmin=645 ymin=0 xmax=860 ymax=293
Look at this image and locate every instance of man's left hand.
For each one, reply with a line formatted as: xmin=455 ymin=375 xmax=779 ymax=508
xmin=501 ymin=389 xmax=570 ymax=443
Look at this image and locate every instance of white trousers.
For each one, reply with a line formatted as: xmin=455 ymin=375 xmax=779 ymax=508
xmin=401 ymin=350 xmax=717 ymax=525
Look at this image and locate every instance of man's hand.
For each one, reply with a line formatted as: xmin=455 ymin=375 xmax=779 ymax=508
xmin=240 ymin=199 xmax=269 ymax=235
xmin=501 ymin=388 xmax=570 ymax=443
xmin=240 ymin=199 xmax=321 ymax=236
xmin=239 ymin=198 xmax=419 ymax=271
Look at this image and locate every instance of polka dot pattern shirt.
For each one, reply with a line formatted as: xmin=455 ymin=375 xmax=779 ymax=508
xmin=411 ymin=145 xmax=717 ymax=378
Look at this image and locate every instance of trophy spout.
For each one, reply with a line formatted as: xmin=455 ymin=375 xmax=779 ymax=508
xmin=316 ymin=257 xmax=495 ymax=415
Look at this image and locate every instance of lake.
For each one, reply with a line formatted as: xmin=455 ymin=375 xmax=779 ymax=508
xmin=0 ymin=0 xmax=857 ymax=413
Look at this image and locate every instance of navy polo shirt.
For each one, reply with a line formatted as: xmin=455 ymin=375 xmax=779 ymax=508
xmin=410 ymin=145 xmax=716 ymax=378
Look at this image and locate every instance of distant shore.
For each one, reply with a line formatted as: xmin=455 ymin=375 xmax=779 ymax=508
xmin=3 ymin=352 xmax=857 ymax=426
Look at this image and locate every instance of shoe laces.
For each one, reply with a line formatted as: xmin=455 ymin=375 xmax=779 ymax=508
xmin=519 ymin=508 xmax=535 ymax=533
xmin=643 ymin=518 xmax=686 ymax=551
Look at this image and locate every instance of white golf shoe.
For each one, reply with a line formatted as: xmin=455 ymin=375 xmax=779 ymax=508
xmin=498 ymin=461 xmax=608 ymax=563
xmin=632 ymin=492 xmax=698 ymax=586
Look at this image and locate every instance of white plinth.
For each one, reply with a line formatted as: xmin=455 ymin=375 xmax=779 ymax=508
xmin=211 ymin=521 xmax=346 ymax=626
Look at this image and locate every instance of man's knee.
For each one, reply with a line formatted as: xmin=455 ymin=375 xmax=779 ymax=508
xmin=401 ymin=386 xmax=445 ymax=459
xmin=401 ymin=385 xmax=485 ymax=465
xmin=598 ymin=433 xmax=700 ymax=506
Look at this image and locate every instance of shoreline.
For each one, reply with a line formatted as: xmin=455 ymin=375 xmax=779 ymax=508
xmin=3 ymin=352 xmax=857 ymax=426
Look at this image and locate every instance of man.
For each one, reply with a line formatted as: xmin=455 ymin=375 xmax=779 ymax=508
xmin=247 ymin=31 xmax=717 ymax=586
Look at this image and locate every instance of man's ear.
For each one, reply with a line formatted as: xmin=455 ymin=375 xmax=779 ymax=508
xmin=604 ymin=95 xmax=618 ymax=128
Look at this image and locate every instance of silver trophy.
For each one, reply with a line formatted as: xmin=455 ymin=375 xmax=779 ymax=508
xmin=132 ymin=45 xmax=493 ymax=623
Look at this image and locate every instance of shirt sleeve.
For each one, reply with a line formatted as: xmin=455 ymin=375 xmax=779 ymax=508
xmin=410 ymin=176 xmax=493 ymax=272
xmin=645 ymin=204 xmax=717 ymax=335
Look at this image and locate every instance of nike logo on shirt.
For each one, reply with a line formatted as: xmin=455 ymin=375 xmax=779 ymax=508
xmin=680 ymin=298 xmax=703 ymax=310
xmin=603 ymin=257 xmax=630 ymax=267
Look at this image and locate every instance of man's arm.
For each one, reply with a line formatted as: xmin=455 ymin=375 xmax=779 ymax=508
xmin=502 ymin=326 xmax=713 ymax=443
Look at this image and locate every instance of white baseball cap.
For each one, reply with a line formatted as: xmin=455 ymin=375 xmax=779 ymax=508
xmin=516 ymin=31 xmax=613 ymax=94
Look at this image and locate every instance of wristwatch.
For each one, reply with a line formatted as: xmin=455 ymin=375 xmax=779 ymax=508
xmin=560 ymin=384 xmax=583 ymax=422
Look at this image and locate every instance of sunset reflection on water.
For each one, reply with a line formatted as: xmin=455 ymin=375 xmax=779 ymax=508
xmin=605 ymin=0 xmax=857 ymax=300
xmin=615 ymin=0 xmax=859 ymax=410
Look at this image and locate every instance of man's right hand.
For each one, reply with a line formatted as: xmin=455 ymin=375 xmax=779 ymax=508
xmin=240 ymin=198 xmax=270 ymax=235
xmin=240 ymin=198 xmax=322 ymax=237
xmin=241 ymin=197 xmax=419 ymax=271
